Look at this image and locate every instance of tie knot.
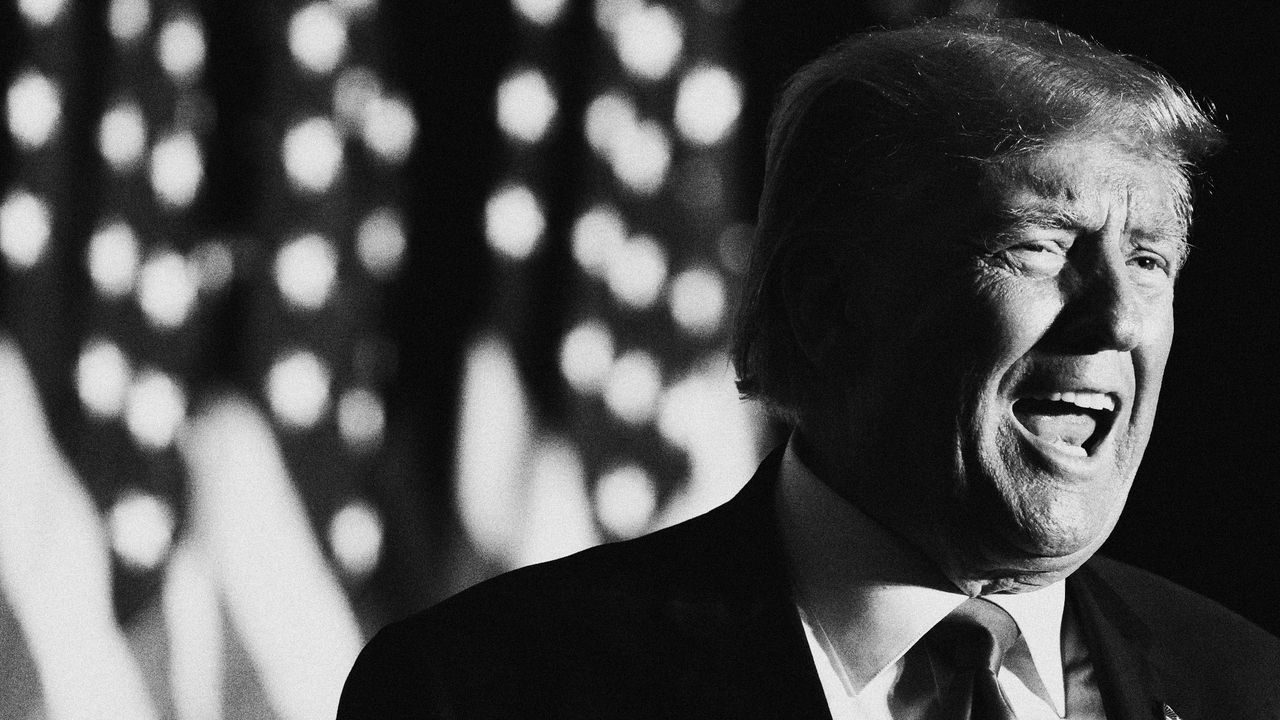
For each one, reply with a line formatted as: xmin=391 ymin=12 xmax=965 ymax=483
xmin=925 ymin=598 xmax=1021 ymax=673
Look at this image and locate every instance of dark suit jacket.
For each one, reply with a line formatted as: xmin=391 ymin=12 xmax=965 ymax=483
xmin=338 ymin=449 xmax=1280 ymax=719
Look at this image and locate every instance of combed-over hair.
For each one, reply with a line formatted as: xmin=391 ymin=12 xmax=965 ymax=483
xmin=731 ymin=15 xmax=1223 ymax=421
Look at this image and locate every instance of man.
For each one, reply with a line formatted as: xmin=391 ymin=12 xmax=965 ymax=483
xmin=339 ymin=16 xmax=1280 ymax=719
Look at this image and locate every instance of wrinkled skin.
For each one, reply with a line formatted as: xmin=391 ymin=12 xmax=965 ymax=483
xmin=794 ymin=138 xmax=1188 ymax=595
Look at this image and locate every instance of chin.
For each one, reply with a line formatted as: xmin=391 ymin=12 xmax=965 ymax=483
xmin=943 ymin=532 xmax=1105 ymax=596
xmin=941 ymin=465 xmax=1128 ymax=593
xmin=1004 ymin=490 xmax=1117 ymax=556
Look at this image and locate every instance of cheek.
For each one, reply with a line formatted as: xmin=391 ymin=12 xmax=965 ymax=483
xmin=1145 ymin=299 xmax=1175 ymax=365
xmin=965 ymin=274 xmax=1063 ymax=367
xmin=1129 ymin=293 xmax=1176 ymax=407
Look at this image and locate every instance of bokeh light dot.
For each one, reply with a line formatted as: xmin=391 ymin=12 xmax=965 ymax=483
xmin=108 ymin=0 xmax=151 ymax=43
xmin=668 ymin=267 xmax=726 ymax=336
xmin=137 ymin=250 xmax=197 ymax=329
xmin=595 ymin=464 xmax=658 ymax=538
xmin=333 ymin=66 xmax=381 ymax=131
xmin=513 ymin=0 xmax=569 ymax=25
xmin=516 ymin=0 xmax=568 ymax=25
xmin=87 ymin=221 xmax=141 ymax=298
xmin=108 ymin=490 xmax=176 ymax=571
xmin=559 ymin=320 xmax=615 ymax=394
xmin=327 ymin=500 xmax=384 ymax=579
xmin=124 ymin=369 xmax=187 ymax=450
xmin=289 ymin=2 xmax=348 ymax=75
xmin=360 ymin=95 xmax=417 ymax=164
xmin=606 ymin=234 xmax=667 ymax=309
xmin=570 ymin=205 xmax=626 ymax=278
xmin=7 ymin=71 xmax=62 ymax=149
xmin=275 ymin=233 xmax=339 ymax=310
xmin=337 ymin=387 xmax=385 ymax=450
xmin=611 ymin=119 xmax=670 ymax=195
xmin=614 ymin=4 xmax=683 ymax=81
xmin=266 ymin=350 xmax=332 ymax=430
xmin=674 ymin=65 xmax=743 ymax=146
xmin=485 ymin=185 xmax=545 ymax=260
xmin=583 ymin=91 xmax=636 ymax=158
xmin=655 ymin=371 xmax=694 ymax=445
xmin=283 ymin=116 xmax=344 ymax=193
xmin=603 ymin=349 xmax=661 ymax=425
xmin=496 ymin=68 xmax=558 ymax=144
xmin=0 ymin=191 xmax=52 ymax=270
xmin=76 ymin=339 xmax=132 ymax=418
xmin=150 ymin=132 xmax=204 ymax=207
xmin=156 ymin=14 xmax=206 ymax=82
xmin=17 ymin=0 xmax=67 ymax=26
xmin=356 ymin=208 xmax=407 ymax=278
xmin=99 ymin=101 xmax=148 ymax=172
xmin=594 ymin=0 xmax=639 ymax=34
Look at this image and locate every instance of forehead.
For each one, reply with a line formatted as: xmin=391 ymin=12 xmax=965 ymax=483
xmin=984 ymin=139 xmax=1190 ymax=235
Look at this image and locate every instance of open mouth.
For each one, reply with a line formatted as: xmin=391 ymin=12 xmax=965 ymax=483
xmin=1012 ymin=391 xmax=1117 ymax=458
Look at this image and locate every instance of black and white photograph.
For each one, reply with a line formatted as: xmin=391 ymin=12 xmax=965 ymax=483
xmin=0 ymin=1 xmax=1277 ymax=718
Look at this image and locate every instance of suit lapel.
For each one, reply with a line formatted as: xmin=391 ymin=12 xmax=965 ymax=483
xmin=1069 ymin=563 xmax=1171 ymax=720
xmin=656 ymin=447 xmax=834 ymax=720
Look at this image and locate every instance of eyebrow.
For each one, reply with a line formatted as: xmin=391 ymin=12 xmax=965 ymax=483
xmin=982 ymin=204 xmax=1191 ymax=260
xmin=990 ymin=205 xmax=1091 ymax=234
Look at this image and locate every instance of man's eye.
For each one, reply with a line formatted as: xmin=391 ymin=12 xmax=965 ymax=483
xmin=1128 ymin=253 xmax=1170 ymax=276
xmin=1002 ymin=241 xmax=1067 ymax=274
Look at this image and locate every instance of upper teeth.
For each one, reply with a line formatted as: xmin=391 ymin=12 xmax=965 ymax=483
xmin=1027 ymin=391 xmax=1116 ymax=412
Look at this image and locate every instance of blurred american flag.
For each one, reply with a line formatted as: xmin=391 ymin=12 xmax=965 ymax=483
xmin=0 ymin=0 xmax=764 ymax=717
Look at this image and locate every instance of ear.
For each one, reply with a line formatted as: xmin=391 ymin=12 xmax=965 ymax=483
xmin=779 ymin=240 xmax=858 ymax=373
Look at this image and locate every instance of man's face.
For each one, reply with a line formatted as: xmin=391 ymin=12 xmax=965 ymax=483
xmin=802 ymin=138 xmax=1188 ymax=594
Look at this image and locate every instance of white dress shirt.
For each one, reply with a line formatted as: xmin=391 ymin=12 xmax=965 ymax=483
xmin=775 ymin=442 xmax=1106 ymax=719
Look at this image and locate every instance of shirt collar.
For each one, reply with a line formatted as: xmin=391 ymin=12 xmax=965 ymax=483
xmin=775 ymin=439 xmax=1067 ymax=713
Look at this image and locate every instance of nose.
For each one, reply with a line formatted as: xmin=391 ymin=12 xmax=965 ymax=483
xmin=1055 ymin=249 xmax=1144 ymax=353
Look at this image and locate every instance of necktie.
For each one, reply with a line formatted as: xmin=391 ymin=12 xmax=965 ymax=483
xmin=923 ymin=598 xmax=1021 ymax=720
